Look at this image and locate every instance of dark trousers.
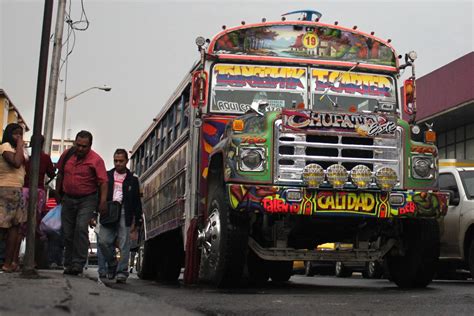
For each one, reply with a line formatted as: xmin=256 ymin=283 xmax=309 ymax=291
xmin=47 ymin=231 xmax=64 ymax=266
xmin=61 ymin=194 xmax=97 ymax=269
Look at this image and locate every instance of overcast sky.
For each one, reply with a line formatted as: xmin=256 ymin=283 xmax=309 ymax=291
xmin=1 ymin=0 xmax=473 ymax=168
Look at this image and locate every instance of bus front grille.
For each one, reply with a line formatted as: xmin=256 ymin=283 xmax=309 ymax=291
xmin=274 ymin=121 xmax=402 ymax=185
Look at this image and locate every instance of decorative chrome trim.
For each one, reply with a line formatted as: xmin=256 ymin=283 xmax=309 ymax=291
xmin=274 ymin=120 xmax=403 ymax=187
xmin=239 ymin=146 xmax=266 ymax=172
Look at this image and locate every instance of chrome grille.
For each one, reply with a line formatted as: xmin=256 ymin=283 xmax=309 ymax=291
xmin=274 ymin=121 xmax=402 ymax=186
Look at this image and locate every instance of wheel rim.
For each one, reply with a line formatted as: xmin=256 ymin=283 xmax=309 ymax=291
xmin=135 ymin=246 xmax=143 ymax=273
xmin=201 ymin=204 xmax=222 ymax=262
xmin=368 ymin=261 xmax=375 ymax=276
xmin=335 ymin=262 xmax=342 ymax=275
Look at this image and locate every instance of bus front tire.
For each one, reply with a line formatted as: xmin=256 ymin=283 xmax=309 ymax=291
xmin=386 ymin=219 xmax=440 ymax=288
xmin=199 ymin=183 xmax=248 ymax=287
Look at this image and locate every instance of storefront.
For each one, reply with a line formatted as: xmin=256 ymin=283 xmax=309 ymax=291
xmin=415 ymin=52 xmax=474 ymax=160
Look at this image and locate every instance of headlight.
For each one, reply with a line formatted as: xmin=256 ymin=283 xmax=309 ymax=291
xmin=240 ymin=147 xmax=265 ymax=171
xmin=375 ymin=167 xmax=398 ymax=191
xmin=412 ymin=156 xmax=433 ymax=179
xmin=302 ymin=163 xmax=325 ymax=188
xmin=327 ymin=164 xmax=348 ymax=189
xmin=350 ymin=165 xmax=372 ymax=189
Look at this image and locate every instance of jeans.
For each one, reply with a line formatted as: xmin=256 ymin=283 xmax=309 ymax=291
xmin=96 ymin=233 xmax=106 ymax=275
xmin=98 ymin=208 xmax=130 ymax=277
xmin=61 ymin=194 xmax=97 ymax=270
xmin=47 ymin=231 xmax=64 ymax=266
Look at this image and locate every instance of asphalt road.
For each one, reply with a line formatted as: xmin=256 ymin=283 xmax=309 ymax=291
xmin=100 ymin=271 xmax=474 ymax=316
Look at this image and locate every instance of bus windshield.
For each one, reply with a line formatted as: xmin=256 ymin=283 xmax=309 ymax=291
xmin=210 ymin=64 xmax=307 ymax=114
xmin=311 ymin=68 xmax=397 ymax=113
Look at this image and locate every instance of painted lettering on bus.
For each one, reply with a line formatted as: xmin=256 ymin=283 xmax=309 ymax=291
xmin=241 ymin=136 xmax=266 ymax=144
xmin=316 ymin=192 xmax=376 ymax=212
xmin=398 ymin=201 xmax=416 ymax=215
xmin=214 ymin=65 xmax=306 ymax=90
xmin=312 ymin=69 xmax=393 ymax=97
xmin=262 ymin=196 xmax=299 ymax=214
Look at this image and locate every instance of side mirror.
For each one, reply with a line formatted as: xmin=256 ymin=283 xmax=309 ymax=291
xmin=443 ymin=189 xmax=460 ymax=206
xmin=403 ymin=79 xmax=415 ymax=115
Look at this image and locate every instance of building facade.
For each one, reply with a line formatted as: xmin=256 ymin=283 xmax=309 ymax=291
xmin=50 ymin=138 xmax=74 ymax=163
xmin=0 ymin=89 xmax=29 ymax=139
xmin=415 ymin=52 xmax=474 ymax=160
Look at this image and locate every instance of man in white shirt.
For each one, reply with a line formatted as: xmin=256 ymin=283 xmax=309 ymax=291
xmin=97 ymin=149 xmax=142 ymax=283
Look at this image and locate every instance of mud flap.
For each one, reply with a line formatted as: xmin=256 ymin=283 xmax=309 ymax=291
xmin=184 ymin=217 xmax=200 ymax=284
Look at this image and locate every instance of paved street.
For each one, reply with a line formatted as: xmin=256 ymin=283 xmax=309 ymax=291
xmin=0 ymin=268 xmax=473 ymax=315
xmin=0 ymin=269 xmax=196 ymax=316
xmin=105 ymin=273 xmax=474 ymax=315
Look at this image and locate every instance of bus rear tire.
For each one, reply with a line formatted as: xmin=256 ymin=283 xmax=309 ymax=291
xmin=269 ymin=261 xmax=293 ymax=283
xmin=137 ymin=237 xmax=157 ymax=280
xmin=335 ymin=261 xmax=353 ymax=278
xmin=199 ymin=182 xmax=248 ymax=287
xmin=155 ymin=230 xmax=184 ymax=283
xmin=247 ymin=248 xmax=270 ymax=285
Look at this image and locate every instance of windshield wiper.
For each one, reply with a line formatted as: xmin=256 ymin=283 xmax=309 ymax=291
xmin=319 ymin=62 xmax=360 ymax=108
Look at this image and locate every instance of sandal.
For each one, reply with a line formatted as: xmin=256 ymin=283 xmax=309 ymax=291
xmin=10 ymin=262 xmax=20 ymax=272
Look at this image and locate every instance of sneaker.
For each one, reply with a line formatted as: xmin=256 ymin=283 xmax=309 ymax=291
xmin=98 ymin=272 xmax=107 ymax=279
xmin=116 ymin=273 xmax=127 ymax=283
xmin=107 ymin=265 xmax=117 ymax=280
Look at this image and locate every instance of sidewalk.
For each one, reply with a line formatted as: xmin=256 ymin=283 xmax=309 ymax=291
xmin=0 ymin=269 xmax=196 ymax=315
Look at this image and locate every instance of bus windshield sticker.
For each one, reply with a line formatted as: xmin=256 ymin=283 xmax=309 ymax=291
xmin=211 ymin=64 xmax=307 ymax=114
xmin=311 ymin=68 xmax=395 ymax=99
xmin=213 ymin=65 xmax=306 ymax=91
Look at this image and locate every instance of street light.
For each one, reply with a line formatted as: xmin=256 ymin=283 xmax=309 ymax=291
xmin=60 ymin=85 xmax=111 ymax=153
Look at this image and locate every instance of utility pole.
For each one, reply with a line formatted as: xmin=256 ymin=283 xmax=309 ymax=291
xmin=43 ymin=0 xmax=66 ymax=154
xmin=21 ymin=0 xmax=54 ymax=277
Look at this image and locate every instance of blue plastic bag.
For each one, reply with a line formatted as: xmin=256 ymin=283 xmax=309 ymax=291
xmin=40 ymin=204 xmax=62 ymax=235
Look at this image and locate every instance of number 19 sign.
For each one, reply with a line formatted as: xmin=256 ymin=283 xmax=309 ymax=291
xmin=303 ymin=32 xmax=319 ymax=49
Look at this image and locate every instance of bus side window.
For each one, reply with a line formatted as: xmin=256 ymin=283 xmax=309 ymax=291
xmin=175 ymin=100 xmax=181 ymax=139
xmin=155 ymin=124 xmax=161 ymax=160
xmin=161 ymin=118 xmax=167 ymax=154
xmin=168 ymin=103 xmax=176 ymax=147
xmin=149 ymin=134 xmax=155 ymax=166
xmin=176 ymin=105 xmax=181 ymax=139
xmin=182 ymin=101 xmax=189 ymax=131
xmin=138 ymin=146 xmax=144 ymax=176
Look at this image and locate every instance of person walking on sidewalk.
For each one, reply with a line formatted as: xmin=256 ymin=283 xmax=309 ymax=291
xmin=98 ymin=148 xmax=142 ymax=283
xmin=0 ymin=123 xmax=26 ymax=272
xmin=56 ymin=130 xmax=107 ymax=275
xmin=21 ymin=135 xmax=56 ymax=268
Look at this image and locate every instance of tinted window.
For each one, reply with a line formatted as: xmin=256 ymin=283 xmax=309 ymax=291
xmin=439 ymin=173 xmax=457 ymax=191
xmin=460 ymin=170 xmax=474 ymax=199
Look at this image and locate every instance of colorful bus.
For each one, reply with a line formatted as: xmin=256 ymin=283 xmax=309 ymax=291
xmin=130 ymin=10 xmax=448 ymax=288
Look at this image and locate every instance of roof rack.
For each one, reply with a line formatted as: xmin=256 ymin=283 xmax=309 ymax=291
xmin=281 ymin=10 xmax=322 ymax=21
